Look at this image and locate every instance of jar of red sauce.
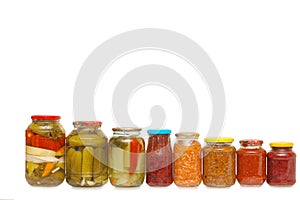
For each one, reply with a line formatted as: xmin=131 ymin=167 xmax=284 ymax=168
xmin=237 ymin=139 xmax=266 ymax=186
xmin=267 ymin=142 xmax=296 ymax=186
xmin=146 ymin=129 xmax=173 ymax=186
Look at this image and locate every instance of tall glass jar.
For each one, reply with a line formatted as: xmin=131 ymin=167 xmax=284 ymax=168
xmin=267 ymin=142 xmax=296 ymax=186
xmin=66 ymin=121 xmax=108 ymax=187
xmin=146 ymin=129 xmax=173 ymax=186
xmin=109 ymin=127 xmax=145 ymax=187
xmin=25 ymin=115 xmax=65 ymax=186
xmin=237 ymin=139 xmax=266 ymax=185
xmin=174 ymin=132 xmax=201 ymax=187
xmin=203 ymin=137 xmax=236 ymax=187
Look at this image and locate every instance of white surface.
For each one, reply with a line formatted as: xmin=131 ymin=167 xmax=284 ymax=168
xmin=0 ymin=0 xmax=300 ymax=199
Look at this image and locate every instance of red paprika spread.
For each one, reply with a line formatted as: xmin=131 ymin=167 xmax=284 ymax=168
xmin=237 ymin=139 xmax=266 ymax=185
xmin=267 ymin=142 xmax=296 ymax=186
xmin=146 ymin=129 xmax=173 ymax=186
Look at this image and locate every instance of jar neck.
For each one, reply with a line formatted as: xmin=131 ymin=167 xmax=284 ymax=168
xmin=113 ymin=131 xmax=140 ymax=136
xmin=206 ymin=142 xmax=232 ymax=146
xmin=271 ymin=147 xmax=293 ymax=151
xmin=240 ymin=145 xmax=262 ymax=149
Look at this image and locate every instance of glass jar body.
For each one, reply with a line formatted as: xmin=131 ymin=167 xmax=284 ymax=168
xmin=66 ymin=121 xmax=108 ymax=187
xmin=267 ymin=147 xmax=296 ymax=186
xmin=237 ymin=145 xmax=266 ymax=185
xmin=146 ymin=133 xmax=173 ymax=186
xmin=174 ymin=133 xmax=201 ymax=186
xmin=108 ymin=128 xmax=145 ymax=187
xmin=25 ymin=116 xmax=66 ymax=186
xmin=203 ymin=142 xmax=236 ymax=187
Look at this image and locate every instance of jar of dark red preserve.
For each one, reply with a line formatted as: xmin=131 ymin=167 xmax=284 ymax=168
xmin=146 ymin=129 xmax=173 ymax=186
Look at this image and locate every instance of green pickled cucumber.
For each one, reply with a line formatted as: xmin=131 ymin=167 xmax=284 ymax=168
xmin=66 ymin=148 xmax=76 ymax=173
xmin=71 ymin=151 xmax=82 ymax=183
xmin=93 ymin=147 xmax=108 ymax=177
xmin=68 ymin=135 xmax=106 ymax=147
xmin=82 ymin=147 xmax=94 ymax=181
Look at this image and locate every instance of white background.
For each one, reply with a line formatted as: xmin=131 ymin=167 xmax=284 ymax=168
xmin=1 ymin=0 xmax=300 ymax=199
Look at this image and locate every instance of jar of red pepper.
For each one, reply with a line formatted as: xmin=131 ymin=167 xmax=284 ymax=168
xmin=267 ymin=142 xmax=296 ymax=186
xmin=146 ymin=129 xmax=173 ymax=186
xmin=25 ymin=115 xmax=66 ymax=186
xmin=237 ymin=139 xmax=266 ymax=186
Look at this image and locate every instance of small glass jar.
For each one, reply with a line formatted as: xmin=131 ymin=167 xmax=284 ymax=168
xmin=109 ymin=127 xmax=145 ymax=187
xmin=267 ymin=142 xmax=296 ymax=186
xmin=174 ymin=132 xmax=201 ymax=187
xmin=237 ymin=139 xmax=266 ymax=186
xmin=203 ymin=137 xmax=236 ymax=187
xmin=146 ymin=129 xmax=173 ymax=186
xmin=25 ymin=115 xmax=66 ymax=186
xmin=66 ymin=121 xmax=108 ymax=187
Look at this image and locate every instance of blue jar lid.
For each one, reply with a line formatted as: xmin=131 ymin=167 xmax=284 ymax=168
xmin=147 ymin=129 xmax=171 ymax=134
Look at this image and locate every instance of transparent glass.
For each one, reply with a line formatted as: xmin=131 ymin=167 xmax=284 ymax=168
xmin=267 ymin=147 xmax=296 ymax=186
xmin=146 ymin=134 xmax=173 ymax=186
xmin=108 ymin=127 xmax=145 ymax=187
xmin=237 ymin=142 xmax=266 ymax=185
xmin=174 ymin=132 xmax=201 ymax=186
xmin=203 ymin=142 xmax=236 ymax=187
xmin=66 ymin=121 xmax=108 ymax=187
xmin=25 ymin=116 xmax=65 ymax=186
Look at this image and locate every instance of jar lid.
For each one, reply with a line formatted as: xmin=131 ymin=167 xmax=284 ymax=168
xmin=175 ymin=132 xmax=199 ymax=138
xmin=270 ymin=141 xmax=294 ymax=148
xmin=31 ymin=115 xmax=61 ymax=121
xmin=73 ymin=121 xmax=102 ymax=127
xmin=204 ymin=137 xmax=234 ymax=143
xmin=112 ymin=127 xmax=142 ymax=132
xmin=240 ymin=139 xmax=263 ymax=146
xmin=147 ymin=129 xmax=171 ymax=135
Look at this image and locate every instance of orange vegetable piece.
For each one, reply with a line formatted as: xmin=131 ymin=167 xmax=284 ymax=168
xmin=56 ymin=146 xmax=65 ymax=156
xmin=42 ymin=162 xmax=56 ymax=177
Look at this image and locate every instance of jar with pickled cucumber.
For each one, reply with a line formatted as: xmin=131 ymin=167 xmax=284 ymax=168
xmin=109 ymin=127 xmax=145 ymax=187
xmin=66 ymin=121 xmax=108 ymax=187
xmin=25 ymin=115 xmax=66 ymax=186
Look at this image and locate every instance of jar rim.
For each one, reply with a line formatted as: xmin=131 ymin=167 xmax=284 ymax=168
xmin=175 ymin=132 xmax=199 ymax=138
xmin=204 ymin=137 xmax=234 ymax=143
xmin=31 ymin=115 xmax=60 ymax=121
xmin=270 ymin=141 xmax=293 ymax=148
xmin=240 ymin=139 xmax=263 ymax=146
xmin=73 ymin=121 xmax=102 ymax=127
xmin=112 ymin=127 xmax=142 ymax=132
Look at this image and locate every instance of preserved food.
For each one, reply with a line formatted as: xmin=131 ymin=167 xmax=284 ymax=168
xmin=109 ymin=127 xmax=145 ymax=187
xmin=267 ymin=142 xmax=296 ymax=186
xmin=237 ymin=139 xmax=266 ymax=185
xmin=203 ymin=137 xmax=236 ymax=187
xmin=146 ymin=129 xmax=173 ymax=186
xmin=66 ymin=121 xmax=108 ymax=187
xmin=174 ymin=132 xmax=201 ymax=186
xmin=25 ymin=115 xmax=65 ymax=186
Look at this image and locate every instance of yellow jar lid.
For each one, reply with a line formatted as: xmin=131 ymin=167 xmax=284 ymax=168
xmin=204 ymin=137 xmax=234 ymax=143
xmin=270 ymin=141 xmax=294 ymax=148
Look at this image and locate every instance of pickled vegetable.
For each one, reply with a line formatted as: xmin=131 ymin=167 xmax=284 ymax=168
xmin=25 ymin=115 xmax=65 ymax=186
xmin=174 ymin=140 xmax=201 ymax=186
xmin=203 ymin=138 xmax=236 ymax=187
xmin=109 ymin=135 xmax=145 ymax=187
xmin=66 ymin=121 xmax=108 ymax=187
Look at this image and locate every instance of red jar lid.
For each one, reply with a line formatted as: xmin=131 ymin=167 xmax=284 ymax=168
xmin=240 ymin=139 xmax=263 ymax=146
xmin=31 ymin=115 xmax=61 ymax=121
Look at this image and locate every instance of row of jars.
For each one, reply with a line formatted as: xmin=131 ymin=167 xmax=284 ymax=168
xmin=25 ymin=116 xmax=296 ymax=187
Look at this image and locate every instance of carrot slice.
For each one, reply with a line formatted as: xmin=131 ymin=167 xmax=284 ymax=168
xmin=56 ymin=146 xmax=65 ymax=156
xmin=42 ymin=162 xmax=56 ymax=177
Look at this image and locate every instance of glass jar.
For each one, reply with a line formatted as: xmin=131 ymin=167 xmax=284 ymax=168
xmin=174 ymin=132 xmax=201 ymax=186
xmin=108 ymin=127 xmax=145 ymax=187
xmin=237 ymin=139 xmax=266 ymax=185
xmin=25 ymin=115 xmax=65 ymax=186
xmin=146 ymin=129 xmax=173 ymax=186
xmin=66 ymin=121 xmax=108 ymax=187
xmin=267 ymin=142 xmax=296 ymax=186
xmin=203 ymin=137 xmax=236 ymax=187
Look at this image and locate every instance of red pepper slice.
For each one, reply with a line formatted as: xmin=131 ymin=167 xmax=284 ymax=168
xmin=31 ymin=135 xmax=61 ymax=151
xmin=129 ymin=138 xmax=142 ymax=175
xmin=26 ymin=130 xmax=35 ymax=145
